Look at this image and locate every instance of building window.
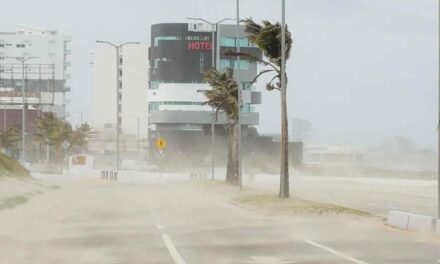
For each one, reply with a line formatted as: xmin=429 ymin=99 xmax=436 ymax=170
xmin=0 ymin=44 xmax=4 ymax=48
xmin=220 ymin=37 xmax=255 ymax=47
xmin=150 ymin=81 xmax=159 ymax=90
xmin=154 ymin=36 xmax=178 ymax=46
xmin=16 ymin=44 xmax=25 ymax=48
xmin=242 ymin=103 xmax=251 ymax=113
xmin=242 ymin=82 xmax=252 ymax=91
xmin=149 ymin=102 xmax=159 ymax=112
xmin=220 ymin=37 xmax=236 ymax=47
xmin=219 ymin=59 xmax=250 ymax=70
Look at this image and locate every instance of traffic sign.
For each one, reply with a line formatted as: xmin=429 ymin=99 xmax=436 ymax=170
xmin=155 ymin=137 xmax=167 ymax=150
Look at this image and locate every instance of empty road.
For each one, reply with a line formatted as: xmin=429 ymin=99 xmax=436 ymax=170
xmin=0 ymin=176 xmax=439 ymax=263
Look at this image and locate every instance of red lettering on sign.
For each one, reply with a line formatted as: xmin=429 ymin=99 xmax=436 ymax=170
xmin=188 ymin=41 xmax=212 ymax=51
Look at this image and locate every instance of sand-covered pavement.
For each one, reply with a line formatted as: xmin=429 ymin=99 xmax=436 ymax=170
xmin=0 ymin=175 xmax=439 ymax=263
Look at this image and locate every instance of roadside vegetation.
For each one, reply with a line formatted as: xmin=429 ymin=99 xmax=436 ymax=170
xmin=36 ymin=112 xmax=92 ymax=163
xmin=0 ymin=152 xmax=29 ymax=178
xmin=194 ymin=180 xmax=372 ymax=217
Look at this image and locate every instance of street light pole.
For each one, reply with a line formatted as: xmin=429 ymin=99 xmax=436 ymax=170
xmin=437 ymin=0 xmax=440 ymax=219
xmin=187 ymin=17 xmax=234 ymax=180
xmin=6 ymin=56 xmax=38 ymax=162
xmin=96 ymin=41 xmax=140 ymax=174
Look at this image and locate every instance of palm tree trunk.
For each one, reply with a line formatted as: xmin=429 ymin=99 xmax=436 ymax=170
xmin=232 ymin=120 xmax=239 ymax=185
xmin=279 ymin=85 xmax=289 ymax=199
xmin=226 ymin=124 xmax=233 ymax=184
xmin=46 ymin=144 xmax=50 ymax=163
xmin=225 ymin=121 xmax=239 ymax=186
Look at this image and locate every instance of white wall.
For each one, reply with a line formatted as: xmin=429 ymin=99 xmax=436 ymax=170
xmin=92 ymin=45 xmax=117 ymax=130
xmin=92 ymin=44 xmax=148 ymax=138
xmin=121 ymin=45 xmax=148 ymax=139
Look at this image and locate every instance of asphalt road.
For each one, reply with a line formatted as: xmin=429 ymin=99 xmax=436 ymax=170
xmin=0 ymin=177 xmax=439 ymax=263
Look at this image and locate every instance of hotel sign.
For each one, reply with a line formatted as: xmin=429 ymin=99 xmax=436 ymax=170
xmin=188 ymin=23 xmax=211 ymax=32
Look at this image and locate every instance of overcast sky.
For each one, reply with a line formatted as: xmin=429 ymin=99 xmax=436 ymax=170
xmin=0 ymin=0 xmax=437 ymax=149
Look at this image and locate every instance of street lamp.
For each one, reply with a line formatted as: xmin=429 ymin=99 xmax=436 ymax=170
xmin=96 ymin=41 xmax=140 ymax=174
xmin=437 ymin=0 xmax=440 ymax=220
xmin=6 ymin=56 xmax=38 ymax=162
xmin=187 ymin=17 xmax=234 ymax=180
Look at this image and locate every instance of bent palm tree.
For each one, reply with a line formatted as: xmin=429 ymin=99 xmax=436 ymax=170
xmin=226 ymin=18 xmax=293 ymax=198
xmin=36 ymin=112 xmax=72 ymax=163
xmin=69 ymin=123 xmax=92 ymax=153
xmin=0 ymin=124 xmax=21 ymax=153
xmin=201 ymin=68 xmax=240 ymax=185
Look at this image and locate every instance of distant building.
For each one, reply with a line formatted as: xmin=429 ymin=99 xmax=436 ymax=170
xmin=148 ymin=23 xmax=261 ymax=139
xmin=291 ymin=118 xmax=312 ymax=143
xmin=91 ymin=43 xmax=148 ymax=138
xmin=303 ymin=144 xmax=365 ymax=167
xmin=0 ymin=25 xmax=72 ymax=124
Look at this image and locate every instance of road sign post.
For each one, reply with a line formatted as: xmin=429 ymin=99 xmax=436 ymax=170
xmin=155 ymin=137 xmax=167 ymax=179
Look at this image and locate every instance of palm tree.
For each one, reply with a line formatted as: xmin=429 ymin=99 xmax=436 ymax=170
xmin=68 ymin=123 xmax=92 ymax=153
xmin=36 ymin=112 xmax=72 ymax=163
xmin=226 ymin=18 xmax=293 ymax=198
xmin=0 ymin=124 xmax=21 ymax=154
xmin=201 ymin=68 xmax=240 ymax=185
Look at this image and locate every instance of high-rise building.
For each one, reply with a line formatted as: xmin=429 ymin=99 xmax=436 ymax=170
xmin=92 ymin=43 xmax=148 ymax=139
xmin=0 ymin=25 xmax=71 ymax=123
xmin=148 ymin=23 xmax=261 ymax=141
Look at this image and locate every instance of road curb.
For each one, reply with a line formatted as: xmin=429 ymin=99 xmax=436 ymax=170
xmin=387 ymin=210 xmax=410 ymax=230
xmin=387 ymin=210 xmax=438 ymax=236
xmin=407 ymin=214 xmax=436 ymax=234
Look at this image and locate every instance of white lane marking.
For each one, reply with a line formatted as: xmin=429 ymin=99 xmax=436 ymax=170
xmin=157 ymin=225 xmax=165 ymax=230
xmin=162 ymin=234 xmax=186 ymax=264
xmin=305 ymin=240 xmax=370 ymax=264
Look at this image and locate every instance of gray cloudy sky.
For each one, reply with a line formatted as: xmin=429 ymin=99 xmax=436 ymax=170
xmin=0 ymin=0 xmax=437 ymax=149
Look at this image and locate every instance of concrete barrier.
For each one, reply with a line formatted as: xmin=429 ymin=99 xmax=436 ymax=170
xmin=387 ymin=211 xmax=410 ymax=230
xmin=407 ymin=214 xmax=436 ymax=234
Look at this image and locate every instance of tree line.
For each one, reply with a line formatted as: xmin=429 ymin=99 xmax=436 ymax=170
xmin=0 ymin=112 xmax=91 ymax=163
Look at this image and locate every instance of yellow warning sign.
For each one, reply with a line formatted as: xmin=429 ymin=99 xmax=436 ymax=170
xmin=155 ymin=137 xmax=167 ymax=150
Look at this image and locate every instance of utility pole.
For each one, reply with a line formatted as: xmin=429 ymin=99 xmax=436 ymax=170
xmin=187 ymin=17 xmax=234 ymax=180
xmin=6 ymin=56 xmax=38 ymax=162
xmin=96 ymin=41 xmax=139 ymax=174
xmin=280 ymin=0 xmax=289 ymax=198
xmin=437 ymin=0 xmax=440 ymax=219
xmin=236 ymin=0 xmax=242 ymax=189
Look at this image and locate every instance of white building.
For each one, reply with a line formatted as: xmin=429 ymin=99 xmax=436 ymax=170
xmin=0 ymin=25 xmax=71 ymax=119
xmin=92 ymin=43 xmax=148 ymax=139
